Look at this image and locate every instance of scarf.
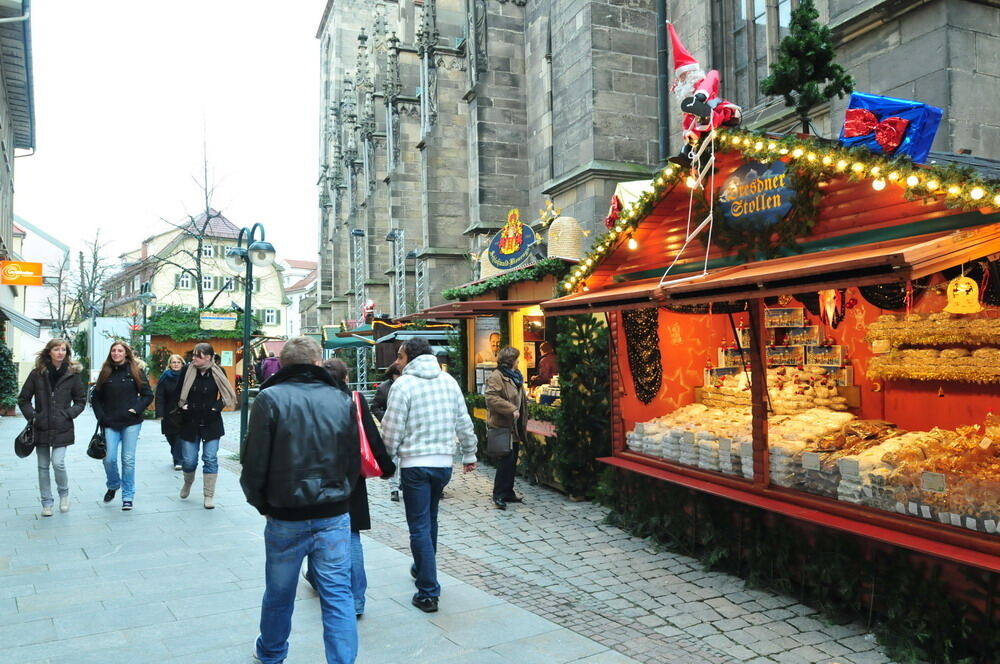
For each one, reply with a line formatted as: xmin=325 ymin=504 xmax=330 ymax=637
xmin=499 ymin=366 xmax=524 ymax=388
xmin=179 ymin=363 xmax=237 ymax=409
xmin=46 ymin=361 xmax=68 ymax=383
xmin=160 ymin=368 xmax=181 ymax=381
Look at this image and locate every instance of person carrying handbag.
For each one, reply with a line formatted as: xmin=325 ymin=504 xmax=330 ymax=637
xmin=485 ymin=346 xmax=528 ymax=510
xmin=17 ymin=339 xmax=87 ymax=517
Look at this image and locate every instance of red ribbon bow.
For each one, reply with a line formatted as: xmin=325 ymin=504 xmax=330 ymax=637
xmin=843 ymin=108 xmax=910 ymax=154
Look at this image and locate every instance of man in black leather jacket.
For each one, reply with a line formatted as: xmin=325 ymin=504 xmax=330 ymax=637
xmin=241 ymin=336 xmax=361 ymax=664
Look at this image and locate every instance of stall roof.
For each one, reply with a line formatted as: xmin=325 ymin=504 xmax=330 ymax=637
xmin=542 ymin=224 xmax=1000 ymax=313
xmin=401 ymin=299 xmax=544 ymax=320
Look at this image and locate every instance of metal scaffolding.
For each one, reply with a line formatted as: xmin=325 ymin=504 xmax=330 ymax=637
xmin=386 ymin=229 xmax=406 ymax=317
xmin=350 ymin=228 xmax=369 ymax=387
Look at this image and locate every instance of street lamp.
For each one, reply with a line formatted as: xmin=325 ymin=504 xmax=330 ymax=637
xmin=226 ymin=222 xmax=276 ymax=443
xmin=136 ymin=286 xmax=156 ymax=358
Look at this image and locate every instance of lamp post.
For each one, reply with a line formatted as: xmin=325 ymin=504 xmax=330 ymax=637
xmin=137 ymin=286 xmax=156 ymax=359
xmin=225 ymin=223 xmax=276 ymax=444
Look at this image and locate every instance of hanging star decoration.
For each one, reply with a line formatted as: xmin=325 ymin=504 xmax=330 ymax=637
xmin=536 ymin=199 xmax=562 ymax=229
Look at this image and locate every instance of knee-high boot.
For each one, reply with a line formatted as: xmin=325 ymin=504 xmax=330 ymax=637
xmin=180 ymin=471 xmax=195 ymax=499
xmin=203 ymin=473 xmax=217 ymax=509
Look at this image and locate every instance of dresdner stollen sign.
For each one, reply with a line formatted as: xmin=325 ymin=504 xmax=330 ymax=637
xmin=718 ymin=160 xmax=794 ymax=230
xmin=487 ymin=209 xmax=536 ymax=270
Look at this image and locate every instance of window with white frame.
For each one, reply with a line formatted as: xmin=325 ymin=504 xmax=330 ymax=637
xmin=222 ymin=276 xmax=236 ymax=291
xmin=131 ymin=275 xmax=140 ymax=292
xmin=264 ymin=309 xmax=277 ymax=325
xmin=202 ymin=275 xmax=214 ymax=291
xmin=178 ymin=272 xmax=192 ymax=289
xmin=200 ymin=245 xmax=215 ymax=258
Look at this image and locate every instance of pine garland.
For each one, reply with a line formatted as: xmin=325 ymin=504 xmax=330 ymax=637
xmin=145 ymin=305 xmax=259 ymax=341
xmin=442 ymin=258 xmax=573 ymax=301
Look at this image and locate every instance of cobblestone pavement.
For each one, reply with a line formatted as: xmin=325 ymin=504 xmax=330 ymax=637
xmin=1 ymin=408 xmax=898 ymax=663
xmin=226 ymin=411 xmax=897 ymax=664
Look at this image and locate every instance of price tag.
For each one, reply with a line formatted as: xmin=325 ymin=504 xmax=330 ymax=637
xmin=895 ymin=502 xmax=906 ymax=514
xmin=838 ymin=458 xmax=860 ymax=478
xmin=801 ymin=452 xmax=821 ymax=471
xmin=920 ymin=472 xmax=947 ymax=493
xmin=950 ymin=513 xmax=962 ymax=527
xmin=965 ymin=516 xmax=978 ymax=531
xmin=740 ymin=441 xmax=753 ymax=457
xmin=920 ymin=505 xmax=932 ymax=519
xmin=985 ymin=519 xmax=997 ymax=534
xmin=908 ymin=502 xmax=919 ymax=515
xmin=871 ymin=339 xmax=891 ymax=354
xmin=938 ymin=512 xmax=951 ymax=524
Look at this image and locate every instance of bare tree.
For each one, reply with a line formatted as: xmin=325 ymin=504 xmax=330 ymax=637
xmin=71 ymin=230 xmax=114 ymax=321
xmin=44 ymin=252 xmax=74 ymax=337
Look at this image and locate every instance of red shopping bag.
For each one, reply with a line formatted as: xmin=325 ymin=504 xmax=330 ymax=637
xmin=354 ymin=391 xmax=382 ymax=478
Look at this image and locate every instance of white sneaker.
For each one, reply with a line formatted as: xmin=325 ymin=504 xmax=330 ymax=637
xmin=59 ymin=496 xmax=70 ymax=513
xmin=41 ymin=505 xmax=53 ymax=517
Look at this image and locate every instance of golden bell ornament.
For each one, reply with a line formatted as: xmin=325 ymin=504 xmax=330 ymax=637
xmin=943 ymin=276 xmax=983 ymax=314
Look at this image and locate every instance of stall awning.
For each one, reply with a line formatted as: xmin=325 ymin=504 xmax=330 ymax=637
xmin=402 ymin=299 xmax=544 ymax=320
xmin=0 ymin=303 xmax=40 ymax=337
xmin=323 ymin=335 xmax=374 ymax=350
xmin=542 ymin=224 xmax=1000 ymax=313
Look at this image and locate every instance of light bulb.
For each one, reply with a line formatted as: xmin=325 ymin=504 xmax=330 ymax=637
xmin=869 ymin=166 xmax=881 ymax=176
xmin=851 ymin=162 xmax=864 ymax=173
xmin=821 ymin=155 xmax=832 ymax=166
xmin=947 ymin=185 xmax=961 ymax=196
xmin=792 ymin=148 xmax=804 ymax=158
xmin=888 ymin=171 xmax=900 ymax=181
xmin=994 ymin=194 xmax=1000 ymax=206
xmin=627 ymin=237 xmax=638 ymax=250
xmin=836 ymin=160 xmax=848 ymax=171
xmin=906 ymin=175 xmax=919 ymax=187
xmin=872 ymin=178 xmax=886 ymax=191
xmin=927 ymin=179 xmax=940 ymax=190
xmin=807 ymin=152 xmax=816 ymax=161
xmin=779 ymin=148 xmax=789 ymax=155
xmin=686 ymin=176 xmax=698 ymax=189
xmin=754 ymin=141 xmax=764 ymax=150
xmin=768 ymin=142 xmax=777 ymax=151
xmin=970 ymin=187 xmax=985 ymax=200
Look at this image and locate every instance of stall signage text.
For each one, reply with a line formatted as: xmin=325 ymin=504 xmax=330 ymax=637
xmin=487 ymin=209 xmax=536 ymax=270
xmin=718 ymin=160 xmax=794 ymax=229
xmin=0 ymin=261 xmax=43 ymax=286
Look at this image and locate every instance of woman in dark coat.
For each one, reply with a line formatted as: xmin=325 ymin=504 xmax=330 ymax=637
xmin=176 ymin=342 xmax=237 ymax=510
xmin=91 ymin=340 xmax=154 ymax=511
xmin=154 ymin=354 xmax=185 ymax=470
xmin=18 ymin=338 xmax=87 ymax=517
xmin=305 ymin=357 xmax=394 ymax=618
xmin=370 ymin=362 xmax=402 ymax=501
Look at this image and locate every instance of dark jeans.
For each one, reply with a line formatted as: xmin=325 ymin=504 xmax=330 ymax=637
xmin=165 ymin=434 xmax=183 ymax=466
xmin=492 ymin=438 xmax=520 ymax=500
xmin=400 ymin=466 xmax=452 ymax=599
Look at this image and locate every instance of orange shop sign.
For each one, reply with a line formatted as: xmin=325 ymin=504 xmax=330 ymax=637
xmin=0 ymin=261 xmax=43 ymax=286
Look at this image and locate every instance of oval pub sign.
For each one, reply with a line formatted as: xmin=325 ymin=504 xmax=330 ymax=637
xmin=718 ymin=160 xmax=794 ymax=230
xmin=487 ymin=209 xmax=536 ymax=270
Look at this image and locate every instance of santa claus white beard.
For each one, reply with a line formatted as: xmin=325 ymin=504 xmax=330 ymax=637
xmin=672 ymin=74 xmax=701 ymax=101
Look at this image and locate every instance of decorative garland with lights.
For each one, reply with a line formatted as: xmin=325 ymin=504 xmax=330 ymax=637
xmin=559 ymin=127 xmax=1000 ymax=294
xmin=443 ymin=258 xmax=573 ymax=301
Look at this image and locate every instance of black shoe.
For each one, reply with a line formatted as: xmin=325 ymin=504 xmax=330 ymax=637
xmin=505 ymin=495 xmax=524 ymax=504
xmin=680 ymin=94 xmax=712 ymax=122
xmin=390 ymin=490 xmax=399 ymax=502
xmin=411 ymin=595 xmax=438 ymax=613
xmin=103 ymin=489 xmax=116 ymax=503
xmin=668 ymin=146 xmax=694 ymax=169
xmin=121 ymin=501 xmax=133 ymax=511
xmin=492 ymin=497 xmax=507 ymax=510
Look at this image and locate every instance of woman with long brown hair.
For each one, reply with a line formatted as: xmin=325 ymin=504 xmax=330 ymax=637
xmin=91 ymin=341 xmax=154 ymax=511
xmin=18 ymin=338 xmax=87 ymax=517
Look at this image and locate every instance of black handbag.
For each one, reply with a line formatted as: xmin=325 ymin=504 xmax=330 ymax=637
xmin=86 ymin=424 xmax=107 ymax=460
xmin=486 ymin=426 xmax=512 ymax=456
xmin=14 ymin=420 xmax=34 ymax=458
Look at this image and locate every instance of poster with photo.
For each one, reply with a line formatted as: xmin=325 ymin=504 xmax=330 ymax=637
xmin=474 ymin=317 xmax=502 ymax=365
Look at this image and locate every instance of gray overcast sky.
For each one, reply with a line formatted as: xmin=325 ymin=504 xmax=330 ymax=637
xmin=15 ymin=0 xmax=326 ymax=265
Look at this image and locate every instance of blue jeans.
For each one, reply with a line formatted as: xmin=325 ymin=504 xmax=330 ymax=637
xmin=256 ymin=514 xmax=356 ymax=664
xmin=104 ymin=424 xmax=142 ymax=501
xmin=181 ymin=436 xmax=220 ymax=474
xmin=305 ymin=529 xmax=367 ymax=616
xmin=400 ymin=466 xmax=452 ymax=599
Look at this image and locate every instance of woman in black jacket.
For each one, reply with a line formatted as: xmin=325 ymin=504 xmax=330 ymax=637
xmin=177 ymin=342 xmax=236 ymax=509
xmin=154 ymin=354 xmax=185 ymax=470
xmin=18 ymin=339 xmax=87 ymax=517
xmin=304 ymin=357 xmax=394 ymax=618
xmin=91 ymin=341 xmax=154 ymax=511
xmin=369 ymin=361 xmax=401 ymax=501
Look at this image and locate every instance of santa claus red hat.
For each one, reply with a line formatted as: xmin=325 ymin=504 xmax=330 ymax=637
xmin=666 ymin=21 xmax=700 ymax=76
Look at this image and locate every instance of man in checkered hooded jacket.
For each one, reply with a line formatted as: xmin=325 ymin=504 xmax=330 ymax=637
xmin=380 ymin=337 xmax=478 ymax=613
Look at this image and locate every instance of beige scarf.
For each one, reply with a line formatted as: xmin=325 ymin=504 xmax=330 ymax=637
xmin=179 ymin=363 xmax=238 ymax=410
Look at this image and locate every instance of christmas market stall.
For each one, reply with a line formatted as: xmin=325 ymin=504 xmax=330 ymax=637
xmin=542 ymin=121 xmax=1000 ymax=577
xmin=406 ymin=207 xmax=602 ymax=494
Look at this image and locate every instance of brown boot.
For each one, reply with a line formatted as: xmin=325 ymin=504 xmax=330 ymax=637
xmin=179 ymin=471 xmax=195 ymax=499
xmin=203 ymin=473 xmax=217 ymax=509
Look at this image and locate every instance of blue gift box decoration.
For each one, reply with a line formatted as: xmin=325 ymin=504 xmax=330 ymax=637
xmin=838 ymin=92 xmax=943 ymax=164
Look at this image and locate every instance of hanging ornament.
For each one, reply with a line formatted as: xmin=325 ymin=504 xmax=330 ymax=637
xmin=943 ymin=275 xmax=983 ymax=314
xmin=818 ymin=289 xmax=846 ymax=328
xmin=622 ymin=308 xmax=662 ymax=404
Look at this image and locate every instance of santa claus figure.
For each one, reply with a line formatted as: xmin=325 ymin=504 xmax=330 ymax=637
xmin=667 ymin=21 xmax=742 ymax=168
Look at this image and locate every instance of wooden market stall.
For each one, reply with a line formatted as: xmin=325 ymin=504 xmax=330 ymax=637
xmin=542 ymin=129 xmax=1000 ymax=573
